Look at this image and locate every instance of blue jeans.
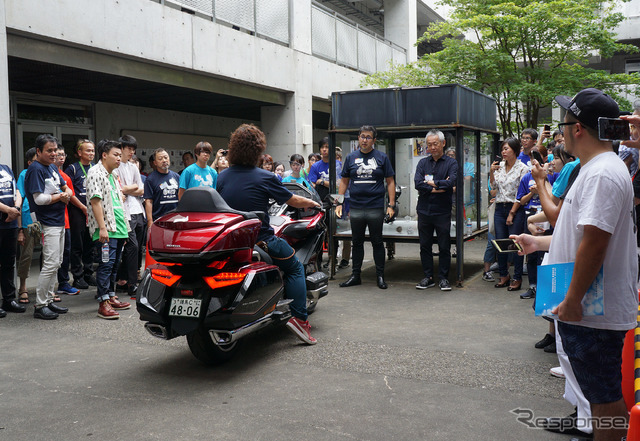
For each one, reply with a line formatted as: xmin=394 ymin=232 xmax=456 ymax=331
xmin=350 ymin=207 xmax=385 ymax=277
xmin=265 ymin=236 xmax=307 ymax=321
xmin=95 ymin=238 xmax=124 ymax=302
xmin=494 ymin=203 xmax=524 ymax=280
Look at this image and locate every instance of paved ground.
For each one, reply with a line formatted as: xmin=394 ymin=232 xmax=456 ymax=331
xmin=1 ymin=237 xmax=576 ymax=441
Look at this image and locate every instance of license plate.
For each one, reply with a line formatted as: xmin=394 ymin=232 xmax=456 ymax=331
xmin=169 ymin=298 xmax=202 ymax=318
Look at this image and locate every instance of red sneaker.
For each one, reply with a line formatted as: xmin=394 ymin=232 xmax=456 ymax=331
xmin=109 ymin=298 xmax=131 ymax=310
xmin=286 ymin=317 xmax=317 ymax=345
xmin=97 ymin=300 xmax=119 ymax=320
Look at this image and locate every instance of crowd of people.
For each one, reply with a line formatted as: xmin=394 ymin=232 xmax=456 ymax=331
xmin=3 ymin=90 xmax=640 ymax=439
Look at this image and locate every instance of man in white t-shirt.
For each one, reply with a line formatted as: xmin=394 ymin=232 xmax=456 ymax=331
xmin=515 ymin=88 xmax=637 ymax=441
xmin=114 ymin=135 xmax=145 ymax=298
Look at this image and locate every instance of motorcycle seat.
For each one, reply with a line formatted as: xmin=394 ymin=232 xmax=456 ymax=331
xmin=178 ymin=187 xmax=259 ymax=220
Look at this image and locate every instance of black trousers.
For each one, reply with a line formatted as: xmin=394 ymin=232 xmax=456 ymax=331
xmin=349 ymin=207 xmax=385 ymax=277
xmin=69 ymin=205 xmax=94 ymax=280
xmin=418 ymin=213 xmax=451 ymax=280
xmin=0 ymin=228 xmax=17 ymax=302
xmin=116 ymin=213 xmax=146 ymax=285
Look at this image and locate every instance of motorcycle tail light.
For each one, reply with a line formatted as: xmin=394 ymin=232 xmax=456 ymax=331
xmin=207 ymin=258 xmax=230 ymax=269
xmin=150 ymin=268 xmax=182 ymax=287
xmin=203 ymin=272 xmax=246 ymax=289
xmin=306 ymin=212 xmax=324 ymax=229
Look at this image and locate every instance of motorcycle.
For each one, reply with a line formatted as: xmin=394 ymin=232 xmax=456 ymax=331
xmin=136 ymin=183 xmax=328 ymax=365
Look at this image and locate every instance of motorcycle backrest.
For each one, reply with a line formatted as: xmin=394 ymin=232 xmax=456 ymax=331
xmin=177 ymin=187 xmax=258 ymax=220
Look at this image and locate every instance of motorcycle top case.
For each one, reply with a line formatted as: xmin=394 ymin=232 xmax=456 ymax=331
xmin=149 ymin=212 xmax=261 ymax=257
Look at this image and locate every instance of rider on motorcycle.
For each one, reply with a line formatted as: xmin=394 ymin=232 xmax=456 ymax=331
xmin=216 ymin=124 xmax=321 ymax=345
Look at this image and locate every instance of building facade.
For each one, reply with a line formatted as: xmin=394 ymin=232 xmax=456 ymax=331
xmin=0 ymin=0 xmax=442 ymax=171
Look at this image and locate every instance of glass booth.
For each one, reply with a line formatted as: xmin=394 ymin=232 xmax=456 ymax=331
xmin=327 ymin=85 xmax=499 ymax=285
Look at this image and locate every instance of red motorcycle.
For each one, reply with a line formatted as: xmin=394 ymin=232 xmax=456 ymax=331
xmin=136 ymin=183 xmax=327 ymax=365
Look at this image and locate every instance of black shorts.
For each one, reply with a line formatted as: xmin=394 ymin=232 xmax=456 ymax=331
xmin=558 ymin=322 xmax=627 ymax=404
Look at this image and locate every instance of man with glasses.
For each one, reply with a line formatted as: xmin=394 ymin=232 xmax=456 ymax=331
xmin=414 ymin=130 xmax=457 ymax=291
xmin=65 ymin=139 xmax=96 ymax=290
xmin=335 ymin=125 xmax=395 ymax=289
xmin=518 ymin=128 xmax=539 ymax=167
xmin=516 ymin=88 xmax=635 ymax=441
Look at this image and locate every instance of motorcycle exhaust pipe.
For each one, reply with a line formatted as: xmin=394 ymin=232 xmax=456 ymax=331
xmin=209 ymin=299 xmax=293 ymax=346
xmin=144 ymin=323 xmax=169 ymax=339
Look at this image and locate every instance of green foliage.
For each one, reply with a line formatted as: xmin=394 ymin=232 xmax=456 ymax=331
xmin=363 ymin=0 xmax=640 ymax=137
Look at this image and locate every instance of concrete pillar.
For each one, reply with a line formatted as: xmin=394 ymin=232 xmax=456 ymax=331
xmin=0 ymin=0 xmax=11 ymax=164
xmin=384 ymin=0 xmax=418 ymax=63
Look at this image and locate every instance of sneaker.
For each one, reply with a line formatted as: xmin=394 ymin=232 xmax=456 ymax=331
xmin=285 ymin=317 xmax=316 ymax=345
xmin=109 ymin=298 xmax=131 ymax=310
xmin=72 ymin=278 xmax=89 ymax=290
xmin=482 ymin=271 xmax=495 ymax=282
xmin=416 ymin=277 xmax=435 ymax=289
xmin=97 ymin=300 xmax=119 ymax=320
xmin=439 ymin=279 xmax=452 ymax=291
xmin=535 ymin=333 xmax=555 ymax=349
xmin=56 ymin=283 xmax=80 ymax=296
xmin=338 ymin=259 xmax=350 ymax=269
xmin=84 ymin=275 xmax=97 ymax=286
xmin=520 ymin=286 xmax=536 ymax=299
xmin=549 ymin=366 xmax=565 ymax=378
xmin=489 ymin=262 xmax=499 ymax=272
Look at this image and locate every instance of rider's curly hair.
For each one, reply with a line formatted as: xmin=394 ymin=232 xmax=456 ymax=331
xmin=227 ymin=124 xmax=267 ymax=167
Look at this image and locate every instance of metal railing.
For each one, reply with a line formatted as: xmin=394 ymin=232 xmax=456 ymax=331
xmin=311 ymin=2 xmax=406 ymax=74
xmin=153 ymin=0 xmax=406 ymax=74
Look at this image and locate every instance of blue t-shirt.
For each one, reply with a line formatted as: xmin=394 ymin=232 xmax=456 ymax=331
xmin=143 ymin=170 xmax=180 ymax=221
xmin=341 ymin=148 xmax=394 ymax=209
xmin=179 ymin=163 xmax=218 ymax=190
xmin=217 ymin=165 xmax=293 ymax=242
xmin=516 ymin=172 xmax=540 ymax=210
xmin=308 ymin=160 xmax=330 ymax=200
xmin=551 ymin=159 xmax=580 ymax=198
xmin=64 ymin=162 xmax=93 ymax=206
xmin=0 ymin=164 xmax=18 ymax=229
xmin=24 ymin=161 xmax=66 ymax=227
xmin=17 ymin=169 xmax=32 ymax=229
xmin=517 ymin=152 xmax=531 ymax=167
xmin=282 ymin=174 xmax=311 ymax=188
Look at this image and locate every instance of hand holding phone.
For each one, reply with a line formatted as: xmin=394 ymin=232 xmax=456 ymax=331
xmin=530 ymin=150 xmax=544 ymax=164
xmin=492 ymin=238 xmax=523 ymax=253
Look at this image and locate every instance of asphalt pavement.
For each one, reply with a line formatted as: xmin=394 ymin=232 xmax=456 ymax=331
xmin=1 ymin=236 xmax=576 ymax=441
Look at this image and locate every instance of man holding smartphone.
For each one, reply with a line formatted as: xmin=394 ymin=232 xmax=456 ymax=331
xmin=514 ymin=88 xmax=635 ymax=441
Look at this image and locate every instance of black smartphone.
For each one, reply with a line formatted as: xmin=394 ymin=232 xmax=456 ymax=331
xmin=598 ymin=117 xmax=631 ymax=141
xmin=494 ymin=155 xmax=502 ymax=162
xmin=492 ymin=238 xmax=523 ymax=253
xmin=221 ymin=150 xmax=228 ymax=156
xmin=544 ymin=124 xmax=551 ymax=132
xmin=530 ymin=150 xmax=544 ymax=164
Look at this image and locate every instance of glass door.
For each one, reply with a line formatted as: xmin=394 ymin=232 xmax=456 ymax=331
xmin=16 ymin=123 xmax=93 ymax=172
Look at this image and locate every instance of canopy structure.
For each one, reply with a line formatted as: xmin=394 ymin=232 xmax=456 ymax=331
xmin=327 ymin=84 xmax=499 ymax=285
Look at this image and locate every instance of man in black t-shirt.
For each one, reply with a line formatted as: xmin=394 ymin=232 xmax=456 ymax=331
xmin=217 ymin=124 xmax=320 ymax=345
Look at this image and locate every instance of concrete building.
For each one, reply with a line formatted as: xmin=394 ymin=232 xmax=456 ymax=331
xmin=0 ymin=0 xmax=443 ymax=172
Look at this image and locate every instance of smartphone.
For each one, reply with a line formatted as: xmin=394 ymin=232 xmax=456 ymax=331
xmin=492 ymin=238 xmax=523 ymax=253
xmin=530 ymin=150 xmax=544 ymax=164
xmin=598 ymin=117 xmax=631 ymax=141
xmin=544 ymin=124 xmax=551 ymax=132
xmin=494 ymin=155 xmax=502 ymax=162
xmin=221 ymin=150 xmax=228 ymax=156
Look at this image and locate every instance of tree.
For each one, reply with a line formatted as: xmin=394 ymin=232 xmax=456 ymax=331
xmin=363 ymin=0 xmax=640 ymax=137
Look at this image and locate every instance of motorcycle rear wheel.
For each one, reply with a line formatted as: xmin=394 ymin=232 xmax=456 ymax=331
xmin=186 ymin=325 xmax=241 ymax=365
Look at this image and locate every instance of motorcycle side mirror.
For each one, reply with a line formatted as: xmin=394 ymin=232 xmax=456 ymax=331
xmin=328 ymin=194 xmax=344 ymax=206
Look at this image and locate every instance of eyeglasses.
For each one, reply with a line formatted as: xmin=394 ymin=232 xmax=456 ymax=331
xmin=359 ymin=135 xmax=373 ymax=141
xmin=520 ymin=136 xmax=533 ymax=141
xmin=558 ymin=122 xmax=578 ymax=134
